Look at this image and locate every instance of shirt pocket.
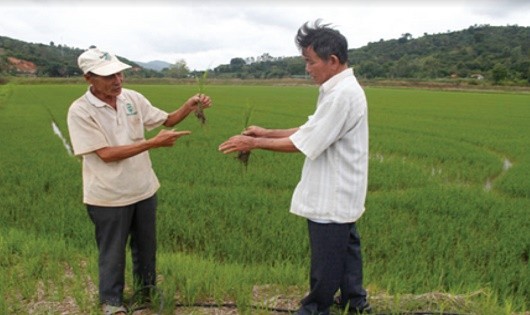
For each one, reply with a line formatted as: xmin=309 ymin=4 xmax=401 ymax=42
xmin=126 ymin=115 xmax=144 ymax=141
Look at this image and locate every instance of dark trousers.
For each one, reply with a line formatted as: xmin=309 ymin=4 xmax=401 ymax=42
xmin=297 ymin=220 xmax=367 ymax=315
xmin=87 ymin=194 xmax=157 ymax=306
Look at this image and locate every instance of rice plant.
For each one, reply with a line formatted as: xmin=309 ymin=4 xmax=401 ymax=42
xmin=237 ymin=103 xmax=254 ymax=169
xmin=1 ymin=83 xmax=529 ymax=313
xmin=194 ymin=70 xmax=208 ymax=125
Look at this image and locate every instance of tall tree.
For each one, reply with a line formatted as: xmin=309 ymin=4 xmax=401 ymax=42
xmin=164 ymin=59 xmax=190 ymax=78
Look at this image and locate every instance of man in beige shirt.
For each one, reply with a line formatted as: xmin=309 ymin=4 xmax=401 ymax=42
xmin=67 ymin=47 xmax=212 ymax=315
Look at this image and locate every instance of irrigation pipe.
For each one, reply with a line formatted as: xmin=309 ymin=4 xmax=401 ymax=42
xmin=174 ymin=303 xmax=466 ymax=315
xmin=174 ymin=301 xmax=293 ymax=313
xmin=130 ymin=286 xmax=466 ymax=315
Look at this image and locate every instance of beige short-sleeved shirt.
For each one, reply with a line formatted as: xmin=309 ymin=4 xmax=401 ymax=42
xmin=289 ymin=68 xmax=369 ymax=223
xmin=67 ymin=88 xmax=168 ymax=207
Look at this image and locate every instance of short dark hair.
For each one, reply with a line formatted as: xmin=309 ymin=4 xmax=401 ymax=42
xmin=295 ymin=19 xmax=348 ymax=64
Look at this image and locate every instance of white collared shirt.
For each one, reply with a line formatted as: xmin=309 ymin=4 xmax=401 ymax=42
xmin=67 ymin=88 xmax=168 ymax=207
xmin=289 ymin=68 xmax=368 ymax=223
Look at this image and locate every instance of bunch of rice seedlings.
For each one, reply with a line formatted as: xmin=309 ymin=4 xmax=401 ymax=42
xmin=237 ymin=104 xmax=254 ymax=169
xmin=195 ymin=70 xmax=208 ymax=125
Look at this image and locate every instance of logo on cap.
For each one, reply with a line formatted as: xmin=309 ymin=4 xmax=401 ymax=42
xmin=100 ymin=52 xmax=112 ymax=61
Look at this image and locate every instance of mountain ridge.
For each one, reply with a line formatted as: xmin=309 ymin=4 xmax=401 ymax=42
xmin=134 ymin=60 xmax=172 ymax=72
xmin=1 ymin=24 xmax=528 ymax=84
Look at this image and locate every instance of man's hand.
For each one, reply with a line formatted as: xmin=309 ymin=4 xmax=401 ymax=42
xmin=186 ymin=93 xmax=212 ymax=111
xmin=218 ymin=135 xmax=256 ymax=154
xmin=164 ymin=94 xmax=213 ymax=127
xmin=242 ymin=125 xmax=267 ymax=137
xmin=150 ymin=129 xmax=191 ymax=148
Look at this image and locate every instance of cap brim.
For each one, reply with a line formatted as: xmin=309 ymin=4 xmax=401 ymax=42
xmin=90 ymin=61 xmax=132 ymax=76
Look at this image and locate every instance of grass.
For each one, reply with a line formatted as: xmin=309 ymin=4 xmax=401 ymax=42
xmin=0 ymin=83 xmax=529 ymax=314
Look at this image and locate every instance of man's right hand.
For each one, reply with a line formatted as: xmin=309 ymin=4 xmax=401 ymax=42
xmin=242 ymin=125 xmax=266 ymax=137
xmin=151 ymin=129 xmax=191 ymax=147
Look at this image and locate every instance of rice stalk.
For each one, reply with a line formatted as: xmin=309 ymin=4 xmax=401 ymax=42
xmin=195 ymin=70 xmax=208 ymax=125
xmin=237 ymin=104 xmax=254 ymax=169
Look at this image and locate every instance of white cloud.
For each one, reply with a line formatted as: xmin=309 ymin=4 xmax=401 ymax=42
xmin=1 ymin=1 xmax=528 ymax=70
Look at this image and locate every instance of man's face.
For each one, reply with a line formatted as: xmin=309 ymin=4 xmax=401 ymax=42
xmin=85 ymin=72 xmax=124 ymax=98
xmin=302 ymin=46 xmax=335 ymax=85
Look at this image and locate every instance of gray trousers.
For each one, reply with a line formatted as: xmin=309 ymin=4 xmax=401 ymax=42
xmin=87 ymin=194 xmax=157 ymax=306
xmin=297 ymin=220 xmax=367 ymax=315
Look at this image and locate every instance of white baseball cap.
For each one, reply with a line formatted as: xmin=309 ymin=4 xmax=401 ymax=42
xmin=78 ymin=47 xmax=131 ymax=76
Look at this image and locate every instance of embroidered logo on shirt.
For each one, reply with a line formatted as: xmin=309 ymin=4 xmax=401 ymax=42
xmin=125 ymin=103 xmax=138 ymax=116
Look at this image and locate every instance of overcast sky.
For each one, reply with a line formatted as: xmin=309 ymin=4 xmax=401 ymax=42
xmin=1 ymin=0 xmax=529 ymax=71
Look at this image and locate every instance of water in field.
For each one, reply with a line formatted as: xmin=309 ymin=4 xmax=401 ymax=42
xmin=52 ymin=120 xmax=73 ymax=156
xmin=503 ymin=158 xmax=512 ymax=171
xmin=484 ymin=158 xmax=513 ymax=191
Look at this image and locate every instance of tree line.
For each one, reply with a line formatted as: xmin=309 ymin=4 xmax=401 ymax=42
xmin=0 ymin=24 xmax=528 ymax=84
xmin=350 ymin=25 xmax=529 ymax=84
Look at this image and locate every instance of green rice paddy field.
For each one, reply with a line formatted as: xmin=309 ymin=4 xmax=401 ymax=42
xmin=0 ymin=83 xmax=529 ymax=314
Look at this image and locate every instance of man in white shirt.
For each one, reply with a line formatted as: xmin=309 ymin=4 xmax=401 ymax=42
xmin=219 ymin=20 xmax=371 ymax=314
xmin=68 ymin=47 xmax=212 ymax=315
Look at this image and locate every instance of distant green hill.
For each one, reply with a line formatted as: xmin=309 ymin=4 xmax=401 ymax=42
xmin=136 ymin=60 xmax=172 ymax=72
xmin=212 ymin=24 xmax=529 ymax=84
xmin=0 ymin=37 xmax=151 ymax=77
xmin=349 ymin=24 xmax=529 ymax=83
xmin=0 ymin=36 xmax=85 ymax=77
xmin=1 ymin=24 xmax=528 ymax=83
